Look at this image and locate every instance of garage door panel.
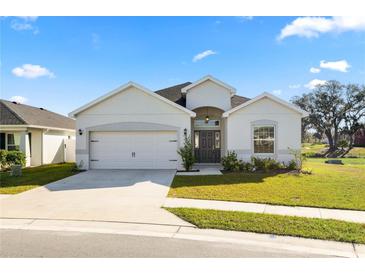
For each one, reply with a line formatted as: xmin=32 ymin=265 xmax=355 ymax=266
xmin=89 ymin=131 xmax=178 ymax=169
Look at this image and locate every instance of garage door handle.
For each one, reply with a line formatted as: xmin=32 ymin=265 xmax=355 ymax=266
xmin=169 ymin=159 xmax=177 ymax=161
xmin=90 ymin=159 xmax=99 ymax=161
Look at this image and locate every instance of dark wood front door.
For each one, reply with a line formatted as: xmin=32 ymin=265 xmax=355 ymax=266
xmin=194 ymin=130 xmax=221 ymax=163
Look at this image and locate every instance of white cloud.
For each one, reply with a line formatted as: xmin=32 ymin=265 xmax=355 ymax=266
xmin=16 ymin=16 xmax=38 ymax=22
xmin=192 ymin=50 xmax=217 ymax=62
xmin=310 ymin=67 xmax=321 ymax=73
xmin=319 ymin=59 xmax=351 ymax=72
xmin=9 ymin=96 xmax=28 ymax=104
xmin=272 ymin=89 xmax=282 ymax=96
xmin=10 ymin=16 xmax=39 ymax=34
xmin=289 ymin=84 xmax=301 ymax=89
xmin=305 ymin=79 xmax=327 ymax=90
xmin=278 ymin=16 xmax=365 ymax=40
xmin=12 ymin=64 xmax=54 ymax=79
xmin=237 ymin=16 xmax=253 ymax=22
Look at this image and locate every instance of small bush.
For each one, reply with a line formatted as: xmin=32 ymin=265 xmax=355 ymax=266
xmin=0 ymin=150 xmax=26 ymax=170
xmin=6 ymin=150 xmax=26 ymax=167
xmin=221 ymin=151 xmax=240 ymax=171
xmin=240 ymin=161 xmax=255 ymax=172
xmin=177 ymin=135 xmax=195 ymax=171
xmin=286 ymin=159 xmax=297 ymax=170
xmin=251 ymin=157 xmax=284 ymax=172
xmin=288 ymin=148 xmax=307 ymax=172
xmin=0 ymin=150 xmax=8 ymax=169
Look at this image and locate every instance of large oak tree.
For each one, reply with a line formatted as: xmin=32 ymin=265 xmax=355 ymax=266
xmin=291 ymin=80 xmax=365 ymax=152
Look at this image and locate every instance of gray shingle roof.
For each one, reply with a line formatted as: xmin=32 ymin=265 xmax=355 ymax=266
xmin=155 ymin=82 xmax=191 ymax=106
xmin=155 ymin=83 xmax=250 ymax=109
xmin=0 ymin=100 xmax=75 ymax=130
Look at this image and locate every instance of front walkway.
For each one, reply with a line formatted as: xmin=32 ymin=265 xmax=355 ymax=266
xmin=176 ymin=164 xmax=223 ymax=176
xmin=164 ymin=198 xmax=365 ymax=223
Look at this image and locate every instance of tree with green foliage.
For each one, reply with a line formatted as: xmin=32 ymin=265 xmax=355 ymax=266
xmin=292 ymin=80 xmax=365 ymax=154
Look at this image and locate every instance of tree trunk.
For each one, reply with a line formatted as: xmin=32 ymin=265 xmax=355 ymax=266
xmin=325 ymin=130 xmax=335 ymax=152
xmin=333 ymin=125 xmax=339 ymax=150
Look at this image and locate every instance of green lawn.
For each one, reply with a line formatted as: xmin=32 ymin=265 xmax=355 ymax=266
xmin=301 ymin=143 xmax=328 ymax=154
xmin=168 ymin=158 xmax=365 ymax=210
xmin=301 ymin=143 xmax=365 ymax=157
xmin=0 ymin=163 xmax=80 ymax=194
xmin=166 ymin=208 xmax=365 ymax=244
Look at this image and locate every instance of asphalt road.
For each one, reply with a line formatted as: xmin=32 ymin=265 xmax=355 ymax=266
xmin=0 ymin=229 xmax=329 ymax=258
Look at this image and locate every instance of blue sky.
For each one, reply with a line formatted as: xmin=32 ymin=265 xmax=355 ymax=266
xmin=1 ymin=16 xmax=365 ymax=115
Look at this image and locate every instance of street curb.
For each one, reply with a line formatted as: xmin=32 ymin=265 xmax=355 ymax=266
xmin=1 ymin=218 xmax=364 ymax=258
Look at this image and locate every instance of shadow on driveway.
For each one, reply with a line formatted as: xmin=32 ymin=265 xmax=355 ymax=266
xmin=45 ymin=169 xmax=176 ymax=191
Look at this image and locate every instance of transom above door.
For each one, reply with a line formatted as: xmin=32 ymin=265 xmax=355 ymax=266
xmin=194 ymin=130 xmax=221 ymax=163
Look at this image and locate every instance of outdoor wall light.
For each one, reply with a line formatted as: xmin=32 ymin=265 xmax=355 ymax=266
xmin=184 ymin=128 xmax=187 ymax=136
xmin=205 ymin=115 xmax=210 ymax=123
xmin=78 ymin=129 xmax=83 ymax=135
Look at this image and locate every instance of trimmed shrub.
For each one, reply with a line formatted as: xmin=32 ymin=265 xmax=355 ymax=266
xmin=221 ymin=151 xmax=240 ymax=171
xmin=0 ymin=150 xmax=8 ymax=170
xmin=251 ymin=157 xmax=284 ymax=172
xmin=0 ymin=150 xmax=26 ymax=169
xmin=286 ymin=159 xmax=297 ymax=170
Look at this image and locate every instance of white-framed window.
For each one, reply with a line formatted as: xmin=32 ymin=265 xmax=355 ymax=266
xmin=6 ymin=133 xmax=21 ymax=151
xmin=253 ymin=126 xmax=275 ymax=154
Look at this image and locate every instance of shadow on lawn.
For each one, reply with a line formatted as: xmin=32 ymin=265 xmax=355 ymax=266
xmin=171 ymin=171 xmax=291 ymax=188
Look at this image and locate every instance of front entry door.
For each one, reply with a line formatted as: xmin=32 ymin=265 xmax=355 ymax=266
xmin=194 ymin=130 xmax=221 ymax=163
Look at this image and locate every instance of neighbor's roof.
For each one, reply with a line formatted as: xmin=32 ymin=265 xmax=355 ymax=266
xmin=0 ymin=99 xmax=75 ymax=130
xmin=155 ymin=82 xmax=250 ymax=108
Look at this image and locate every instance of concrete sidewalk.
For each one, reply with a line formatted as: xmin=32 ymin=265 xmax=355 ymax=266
xmin=164 ymin=198 xmax=365 ymax=223
xmin=1 ymin=218 xmax=364 ymax=258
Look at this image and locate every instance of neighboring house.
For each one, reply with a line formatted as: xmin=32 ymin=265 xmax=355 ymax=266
xmin=69 ymin=75 xmax=308 ymax=170
xmin=0 ymin=100 xmax=76 ymax=167
xmin=354 ymin=128 xmax=365 ymax=147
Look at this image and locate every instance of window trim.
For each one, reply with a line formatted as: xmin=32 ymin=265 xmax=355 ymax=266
xmin=251 ymin=121 xmax=277 ymax=156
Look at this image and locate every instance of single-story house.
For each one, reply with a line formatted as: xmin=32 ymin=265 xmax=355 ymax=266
xmin=0 ymin=99 xmax=76 ymax=167
xmin=69 ymin=75 xmax=308 ymax=170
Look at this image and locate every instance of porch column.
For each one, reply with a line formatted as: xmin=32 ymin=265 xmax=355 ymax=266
xmin=19 ymin=131 xmax=31 ymax=167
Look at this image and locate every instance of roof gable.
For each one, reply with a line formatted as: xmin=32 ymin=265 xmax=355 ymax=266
xmin=69 ymin=82 xmax=196 ymax=117
xmin=0 ymin=101 xmax=26 ymax=125
xmin=181 ymin=75 xmax=236 ymax=96
xmin=0 ymin=100 xmax=75 ymax=130
xmin=223 ymin=92 xmax=308 ymax=117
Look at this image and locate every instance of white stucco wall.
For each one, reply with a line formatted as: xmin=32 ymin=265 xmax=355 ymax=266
xmin=42 ymin=130 xmax=75 ymax=164
xmin=29 ymin=128 xmax=43 ymax=166
xmin=226 ymin=97 xmax=302 ymax=163
xmin=74 ymin=86 xmax=191 ymax=170
xmin=186 ymin=80 xmax=232 ymax=111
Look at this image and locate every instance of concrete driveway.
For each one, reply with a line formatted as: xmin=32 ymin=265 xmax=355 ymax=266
xmin=0 ymin=170 xmax=190 ymax=226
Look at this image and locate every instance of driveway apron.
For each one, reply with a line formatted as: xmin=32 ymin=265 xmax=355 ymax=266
xmin=0 ymin=170 xmax=190 ymax=226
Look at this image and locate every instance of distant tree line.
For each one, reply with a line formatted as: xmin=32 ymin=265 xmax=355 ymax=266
xmin=291 ymin=80 xmax=365 ymax=155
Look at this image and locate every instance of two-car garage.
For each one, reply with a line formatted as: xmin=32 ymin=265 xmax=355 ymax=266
xmin=70 ymin=82 xmax=195 ymax=170
xmin=89 ymin=131 xmax=179 ymax=169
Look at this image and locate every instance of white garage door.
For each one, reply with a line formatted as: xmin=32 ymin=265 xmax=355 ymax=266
xmin=89 ymin=131 xmax=178 ymax=169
